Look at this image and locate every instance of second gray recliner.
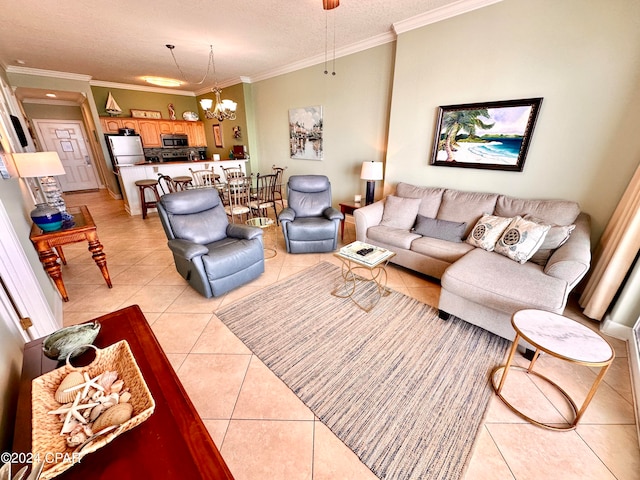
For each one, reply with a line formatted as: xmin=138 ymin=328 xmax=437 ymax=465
xmin=278 ymin=175 xmax=344 ymax=253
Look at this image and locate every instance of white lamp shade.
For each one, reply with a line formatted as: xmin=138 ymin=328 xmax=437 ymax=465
xmin=360 ymin=161 xmax=383 ymax=181
xmin=200 ymin=98 xmax=214 ymax=110
xmin=13 ymin=152 xmax=65 ymax=178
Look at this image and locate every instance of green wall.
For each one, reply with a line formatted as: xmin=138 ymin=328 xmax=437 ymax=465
xmin=23 ymin=103 xmax=83 ymax=121
xmin=91 ymin=86 xmax=198 ymax=119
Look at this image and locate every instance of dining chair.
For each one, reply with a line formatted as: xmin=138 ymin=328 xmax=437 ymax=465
xmin=221 ymin=166 xmax=244 ymax=184
xmin=224 ymin=175 xmax=253 ymax=223
xmin=271 ymin=165 xmax=287 ymax=212
xmin=249 ymin=173 xmax=279 ymax=223
xmin=189 ymin=167 xmax=220 ymax=187
xmin=157 ymin=173 xmax=177 ymax=195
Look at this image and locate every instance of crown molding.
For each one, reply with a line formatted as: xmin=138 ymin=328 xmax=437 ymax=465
xmin=90 ymin=80 xmax=196 ymax=96
xmin=392 ymin=0 xmax=503 ymax=34
xmin=248 ymin=31 xmax=396 ymax=84
xmin=5 ymin=65 xmax=92 ymax=82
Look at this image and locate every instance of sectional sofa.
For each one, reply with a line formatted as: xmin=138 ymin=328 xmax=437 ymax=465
xmin=354 ymin=182 xmax=591 ymax=344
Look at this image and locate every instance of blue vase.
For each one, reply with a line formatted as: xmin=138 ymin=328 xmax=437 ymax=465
xmin=31 ymin=203 xmax=63 ymax=232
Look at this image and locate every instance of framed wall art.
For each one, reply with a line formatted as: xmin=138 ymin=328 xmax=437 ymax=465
xmin=130 ymin=109 xmax=162 ymax=119
xmin=430 ymin=98 xmax=543 ymax=172
xmin=213 ymin=124 xmax=223 ymax=148
xmin=289 ymin=106 xmax=323 ymax=160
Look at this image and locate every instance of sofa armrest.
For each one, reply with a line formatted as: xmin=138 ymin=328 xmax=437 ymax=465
xmin=278 ymin=207 xmax=296 ymax=223
xmin=544 ymin=212 xmax=591 ymax=287
xmin=168 ymin=239 xmax=208 ymax=260
xmin=354 ymin=200 xmax=385 ymax=242
xmin=227 ymin=223 xmax=263 ymax=240
xmin=324 ymin=206 xmax=344 ymax=221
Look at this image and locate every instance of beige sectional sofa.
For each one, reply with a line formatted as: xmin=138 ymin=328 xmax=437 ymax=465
xmin=354 ymin=182 xmax=591 ymax=344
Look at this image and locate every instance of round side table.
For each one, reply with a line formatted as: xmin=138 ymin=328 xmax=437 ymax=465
xmin=491 ymin=309 xmax=614 ymax=431
xmin=246 ymin=217 xmax=277 ymax=259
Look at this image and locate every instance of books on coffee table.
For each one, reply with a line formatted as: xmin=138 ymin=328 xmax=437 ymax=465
xmin=338 ymin=241 xmax=395 ymax=267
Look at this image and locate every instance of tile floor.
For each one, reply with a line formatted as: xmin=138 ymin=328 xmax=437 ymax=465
xmin=57 ymin=190 xmax=640 ymax=480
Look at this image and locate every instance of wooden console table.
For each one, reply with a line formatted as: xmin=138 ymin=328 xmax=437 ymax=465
xmin=339 ymin=201 xmax=361 ymax=240
xmin=11 ymin=305 xmax=235 ymax=479
xmin=29 ymin=205 xmax=112 ymax=301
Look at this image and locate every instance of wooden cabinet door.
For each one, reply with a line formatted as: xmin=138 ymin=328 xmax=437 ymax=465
xmin=121 ymin=119 xmax=139 ymax=130
xmin=193 ymin=122 xmax=206 ymax=146
xmin=171 ymin=122 xmax=187 ymax=134
xmin=158 ymin=121 xmax=173 ymax=135
xmin=137 ymin=120 xmax=161 ymax=147
xmin=100 ymin=118 xmax=121 ymax=134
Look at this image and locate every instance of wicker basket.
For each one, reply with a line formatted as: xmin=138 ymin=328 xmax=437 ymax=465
xmin=32 ymin=340 xmax=155 ymax=480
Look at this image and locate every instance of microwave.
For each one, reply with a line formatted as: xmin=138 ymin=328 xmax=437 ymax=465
xmin=161 ymin=134 xmax=189 ymax=148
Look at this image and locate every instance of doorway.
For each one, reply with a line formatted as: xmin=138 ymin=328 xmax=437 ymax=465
xmin=33 ymin=120 xmax=100 ymax=192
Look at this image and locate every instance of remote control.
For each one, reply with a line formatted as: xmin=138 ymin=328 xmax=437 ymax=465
xmin=356 ymin=248 xmax=374 ymax=256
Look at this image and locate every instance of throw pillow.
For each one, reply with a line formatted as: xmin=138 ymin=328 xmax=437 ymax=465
xmin=466 ymin=214 xmax=513 ymax=251
xmin=412 ymin=215 xmax=467 ymax=242
xmin=494 ymin=216 xmax=551 ymax=264
xmin=524 ymin=214 xmax=576 ymax=266
xmin=380 ymin=196 xmax=422 ymax=230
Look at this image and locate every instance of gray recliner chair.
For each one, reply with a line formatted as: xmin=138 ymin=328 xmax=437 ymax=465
xmin=278 ymin=175 xmax=344 ymax=253
xmin=158 ymin=188 xmax=265 ymax=297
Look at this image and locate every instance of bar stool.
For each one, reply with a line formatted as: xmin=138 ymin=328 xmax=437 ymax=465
xmin=135 ymin=179 xmax=161 ymax=219
xmin=172 ymin=176 xmax=193 ymax=191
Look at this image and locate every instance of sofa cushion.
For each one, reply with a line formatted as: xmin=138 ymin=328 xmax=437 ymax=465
xmin=410 ymin=236 xmax=474 ymax=263
xmin=466 ymin=214 xmax=512 ymax=251
xmin=494 ymin=216 xmax=551 ymax=264
xmin=412 ymin=214 xmax=467 ymax=243
xmin=524 ymin=214 xmax=576 ymax=266
xmin=367 ymin=225 xmax=421 ymax=250
xmin=437 ymin=190 xmax=499 ymax=238
xmin=380 ymin=195 xmax=422 ymax=230
xmin=441 ymin=248 xmax=568 ymax=312
xmin=495 ymin=195 xmax=581 ymax=226
xmin=396 ymin=182 xmax=444 ymax=218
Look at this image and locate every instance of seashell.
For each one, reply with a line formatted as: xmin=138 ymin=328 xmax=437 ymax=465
xmin=55 ymin=372 xmax=85 ymax=404
xmin=91 ymin=390 xmax=105 ymax=402
xmin=66 ymin=430 xmax=88 ymax=447
xmin=110 ymin=379 xmax=124 ymax=394
xmin=119 ymin=391 xmax=131 ymax=403
xmin=97 ymin=370 xmax=118 ymax=391
xmin=92 ymin=402 xmax=133 ymax=433
xmin=89 ymin=404 xmax=106 ymax=422
xmin=101 ymin=392 xmax=120 ymax=408
xmin=42 ymin=322 xmax=101 ymax=361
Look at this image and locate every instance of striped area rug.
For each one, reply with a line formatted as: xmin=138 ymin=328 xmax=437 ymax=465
xmin=216 ymin=262 xmax=509 ymax=479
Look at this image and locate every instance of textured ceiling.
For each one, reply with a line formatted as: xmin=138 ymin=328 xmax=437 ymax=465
xmin=1 ymin=0 xmax=497 ymax=96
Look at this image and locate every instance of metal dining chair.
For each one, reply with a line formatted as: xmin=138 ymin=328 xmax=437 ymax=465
xmin=224 ymin=175 xmax=253 ymax=223
xmin=271 ymin=165 xmax=287 ymax=213
xmin=249 ymin=173 xmax=279 ymax=223
xmin=189 ymin=167 xmax=221 ymax=187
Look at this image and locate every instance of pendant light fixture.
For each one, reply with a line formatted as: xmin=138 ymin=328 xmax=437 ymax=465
xmin=323 ymin=0 xmax=339 ymax=76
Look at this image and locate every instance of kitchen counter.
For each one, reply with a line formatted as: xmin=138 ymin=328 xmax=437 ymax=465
xmin=118 ymin=159 xmax=248 ymax=216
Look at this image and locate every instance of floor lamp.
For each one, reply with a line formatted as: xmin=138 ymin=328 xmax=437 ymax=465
xmin=360 ymin=161 xmax=383 ymax=205
xmin=13 ymin=151 xmax=70 ymax=219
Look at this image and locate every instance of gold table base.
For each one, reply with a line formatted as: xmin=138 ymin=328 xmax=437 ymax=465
xmin=331 ymin=259 xmax=391 ymax=312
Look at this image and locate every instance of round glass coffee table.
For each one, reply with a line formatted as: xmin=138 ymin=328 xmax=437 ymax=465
xmin=491 ymin=309 xmax=614 ymax=431
xmin=246 ymin=217 xmax=277 ymax=258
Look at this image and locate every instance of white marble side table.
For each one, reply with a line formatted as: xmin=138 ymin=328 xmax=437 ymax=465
xmin=491 ymin=309 xmax=615 ymax=431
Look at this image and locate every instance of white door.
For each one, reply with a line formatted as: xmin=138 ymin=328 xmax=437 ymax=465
xmin=33 ymin=120 xmax=100 ymax=192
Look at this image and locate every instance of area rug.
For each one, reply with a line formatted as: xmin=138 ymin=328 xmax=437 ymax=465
xmin=216 ymin=262 xmax=510 ymax=479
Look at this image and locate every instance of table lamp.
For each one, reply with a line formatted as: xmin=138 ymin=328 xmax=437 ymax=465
xmin=360 ymin=161 xmax=383 ymax=205
xmin=13 ymin=151 xmax=71 ymax=230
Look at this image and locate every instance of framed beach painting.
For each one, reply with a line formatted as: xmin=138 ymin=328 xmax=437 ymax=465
xmin=430 ymin=98 xmax=543 ymax=172
xmin=289 ymin=106 xmax=323 ymax=160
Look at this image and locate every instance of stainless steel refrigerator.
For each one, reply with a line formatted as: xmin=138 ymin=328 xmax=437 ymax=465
xmin=105 ymin=134 xmax=145 ymax=168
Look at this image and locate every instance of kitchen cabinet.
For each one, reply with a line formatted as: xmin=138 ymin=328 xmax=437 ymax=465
xmin=100 ymin=118 xmax=206 ymax=148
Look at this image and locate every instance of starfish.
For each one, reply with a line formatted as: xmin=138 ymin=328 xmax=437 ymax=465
xmin=48 ymin=392 xmax=100 ymax=435
xmin=63 ymin=372 xmax=105 ymax=400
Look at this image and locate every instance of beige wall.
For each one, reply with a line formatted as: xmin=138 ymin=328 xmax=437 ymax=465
xmin=386 ymin=0 xmax=640 ymax=242
xmin=250 ymin=43 xmax=395 ymax=204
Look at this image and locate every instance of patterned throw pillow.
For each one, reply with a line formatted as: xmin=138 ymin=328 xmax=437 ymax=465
xmin=494 ymin=216 xmax=551 ymax=264
xmin=524 ymin=214 xmax=576 ymax=266
xmin=466 ymin=214 xmax=513 ymax=251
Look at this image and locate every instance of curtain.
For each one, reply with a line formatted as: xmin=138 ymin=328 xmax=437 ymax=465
xmin=580 ymin=162 xmax=640 ymax=320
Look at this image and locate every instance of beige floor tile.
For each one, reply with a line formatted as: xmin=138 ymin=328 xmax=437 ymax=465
xmin=221 ymin=419 xmax=313 ymax=480
xmin=232 ymin=356 xmax=314 ymax=421
xmin=150 ymin=312 xmax=211 ymax=354
xmin=312 ymin=421 xmax=378 ymax=480
xmin=595 ymin=356 xmax=634 ymax=402
xmin=203 ymin=419 xmax=229 ymax=449
xmin=164 ymin=286 xmax=223 ymax=314
xmin=62 ymin=310 xmax=113 ymax=327
xmin=487 ymin=423 xmax=616 ymax=480
xmin=576 ymin=424 xmax=640 ymax=480
xmin=191 ymin=316 xmax=252 ymax=355
xmin=282 ymin=253 xmax=322 ymax=267
xmin=147 ymin=265 xmax=189 ymax=286
xmin=123 ymin=284 xmax=187 ymax=313
xmin=463 ymin=426 xmax=515 ymax=480
xmin=165 ymin=353 xmax=187 ymax=372
xmin=134 ymin=249 xmax=175 ymax=266
xmin=177 ymin=353 xmax=251 ymax=419
xmin=111 ymin=264 xmax=168 ymax=285
xmin=62 ymin=283 xmax=142 ymax=313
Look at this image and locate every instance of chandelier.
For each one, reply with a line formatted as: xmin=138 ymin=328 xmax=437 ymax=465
xmin=198 ymin=46 xmax=236 ymax=121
